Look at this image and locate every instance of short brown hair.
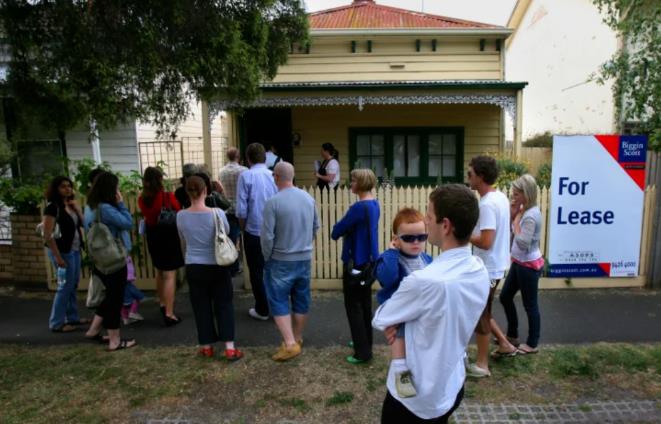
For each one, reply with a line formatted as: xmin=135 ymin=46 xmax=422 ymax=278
xmin=429 ymin=184 xmax=479 ymax=243
xmin=226 ymin=147 xmax=240 ymax=162
xmin=246 ymin=143 xmax=266 ymax=164
xmin=350 ymin=169 xmax=376 ymax=192
xmin=392 ymin=208 xmax=425 ymax=235
xmin=186 ymin=176 xmax=207 ymax=200
xmin=469 ymin=155 xmax=499 ymax=185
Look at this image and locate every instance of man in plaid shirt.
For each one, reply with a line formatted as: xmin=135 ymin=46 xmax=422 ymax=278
xmin=219 ymin=147 xmax=248 ymax=275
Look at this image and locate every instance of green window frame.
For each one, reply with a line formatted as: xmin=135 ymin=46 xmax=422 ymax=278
xmin=349 ymin=127 xmax=464 ymax=186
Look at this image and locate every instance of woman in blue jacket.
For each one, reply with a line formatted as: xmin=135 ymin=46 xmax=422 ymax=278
xmin=83 ymin=172 xmax=136 ymax=351
xmin=331 ymin=169 xmax=379 ymax=364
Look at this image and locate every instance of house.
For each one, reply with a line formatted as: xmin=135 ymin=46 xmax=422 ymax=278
xmin=215 ymin=0 xmax=527 ymax=187
xmin=505 ymin=0 xmax=618 ymax=140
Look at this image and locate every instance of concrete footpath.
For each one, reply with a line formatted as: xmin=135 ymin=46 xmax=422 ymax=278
xmin=0 ymin=281 xmax=659 ymax=347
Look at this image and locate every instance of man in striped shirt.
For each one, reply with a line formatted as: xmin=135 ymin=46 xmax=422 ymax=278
xmin=219 ymin=147 xmax=247 ymax=275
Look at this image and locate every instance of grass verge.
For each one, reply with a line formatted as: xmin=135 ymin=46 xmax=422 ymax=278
xmin=0 ymin=343 xmax=659 ymax=423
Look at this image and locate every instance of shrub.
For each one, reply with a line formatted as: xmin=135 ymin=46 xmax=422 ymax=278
xmin=495 ymin=156 xmax=529 ymax=189
xmin=0 ymin=178 xmax=45 ymax=215
xmin=537 ymin=163 xmax=552 ymax=188
xmin=523 ymin=132 xmax=553 ymax=148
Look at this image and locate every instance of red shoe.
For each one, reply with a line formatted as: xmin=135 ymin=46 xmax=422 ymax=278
xmin=224 ymin=348 xmax=244 ymax=361
xmin=198 ymin=346 xmax=214 ymax=358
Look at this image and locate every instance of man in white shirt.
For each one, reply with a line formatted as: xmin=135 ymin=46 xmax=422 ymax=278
xmin=466 ymin=155 xmax=517 ymax=378
xmin=373 ymin=184 xmax=489 ymax=423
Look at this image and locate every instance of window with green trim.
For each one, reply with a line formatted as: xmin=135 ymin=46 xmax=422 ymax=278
xmin=349 ymin=127 xmax=464 ymax=185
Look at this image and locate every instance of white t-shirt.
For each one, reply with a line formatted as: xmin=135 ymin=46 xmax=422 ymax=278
xmin=472 ymin=190 xmax=510 ymax=279
xmin=265 ymin=151 xmax=279 ymax=169
xmin=325 ymin=159 xmax=340 ymax=188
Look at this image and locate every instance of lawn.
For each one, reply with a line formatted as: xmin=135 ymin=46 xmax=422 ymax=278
xmin=1 ymin=343 xmax=659 ymax=423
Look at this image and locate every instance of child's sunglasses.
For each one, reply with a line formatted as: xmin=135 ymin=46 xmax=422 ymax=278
xmin=398 ymin=234 xmax=429 ymax=243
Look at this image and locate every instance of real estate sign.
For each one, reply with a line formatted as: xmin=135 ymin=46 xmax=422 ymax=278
xmin=548 ymin=135 xmax=648 ymax=277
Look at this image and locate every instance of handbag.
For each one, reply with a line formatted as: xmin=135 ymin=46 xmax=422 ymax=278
xmin=157 ymin=192 xmax=177 ymax=228
xmin=213 ymin=208 xmax=238 ymax=266
xmin=36 ymin=203 xmax=62 ymax=240
xmin=85 ymin=273 xmax=106 ymax=308
xmin=346 ymin=203 xmax=376 ymax=288
xmin=87 ymin=207 xmax=128 ymax=275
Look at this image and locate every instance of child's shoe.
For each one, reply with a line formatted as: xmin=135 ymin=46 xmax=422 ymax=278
xmin=395 ymin=370 xmax=417 ymax=398
xmin=128 ymin=312 xmax=144 ymax=321
xmin=198 ymin=346 xmax=214 ymax=358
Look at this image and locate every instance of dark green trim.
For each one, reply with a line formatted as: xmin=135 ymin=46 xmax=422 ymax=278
xmin=260 ymin=81 xmax=527 ymax=92
xmin=349 ymin=126 xmax=465 ymax=186
xmin=351 ymin=40 xmax=356 ymax=53
xmin=432 ymin=39 xmax=437 ymax=52
xmin=415 ymin=39 xmax=421 ymax=52
xmin=480 ymin=39 xmax=486 ymax=51
xmin=367 ymin=40 xmax=372 ymax=53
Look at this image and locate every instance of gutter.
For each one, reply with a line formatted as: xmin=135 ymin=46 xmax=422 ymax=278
xmin=309 ymin=28 xmax=513 ymax=38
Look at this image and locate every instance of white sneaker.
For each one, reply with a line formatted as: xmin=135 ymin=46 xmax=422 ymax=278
xmin=466 ymin=362 xmax=491 ymax=378
xmin=128 ymin=312 xmax=144 ymax=321
xmin=248 ymin=308 xmax=269 ymax=321
xmin=395 ymin=370 xmax=417 ymax=398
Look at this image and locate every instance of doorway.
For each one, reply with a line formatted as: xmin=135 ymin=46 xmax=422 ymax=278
xmin=241 ymin=108 xmax=292 ymax=164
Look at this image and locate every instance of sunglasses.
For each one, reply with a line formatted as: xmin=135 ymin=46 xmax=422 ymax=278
xmin=398 ymin=234 xmax=429 ymax=243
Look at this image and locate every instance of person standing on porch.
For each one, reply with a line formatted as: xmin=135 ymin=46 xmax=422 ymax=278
xmin=236 ymin=143 xmax=278 ymax=321
xmin=315 ymin=143 xmax=340 ymax=191
xmin=466 ymin=155 xmax=518 ymax=378
xmin=219 ymin=147 xmax=248 ymax=276
xmin=331 ymin=169 xmax=379 ymax=364
xmin=261 ymin=162 xmax=320 ymax=361
xmin=373 ymin=184 xmax=489 ymax=423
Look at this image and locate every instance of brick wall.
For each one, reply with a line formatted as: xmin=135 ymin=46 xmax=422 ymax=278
xmin=2 ymin=214 xmax=50 ymax=285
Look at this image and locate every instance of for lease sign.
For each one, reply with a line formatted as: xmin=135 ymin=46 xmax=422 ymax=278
xmin=548 ymin=135 xmax=647 ymax=277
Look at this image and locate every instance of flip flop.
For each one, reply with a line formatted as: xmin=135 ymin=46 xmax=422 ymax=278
xmin=490 ymin=349 xmax=518 ymax=359
xmin=517 ymin=347 xmax=539 ymax=355
xmin=85 ymin=333 xmax=108 ymax=344
xmin=51 ymin=324 xmax=78 ymax=333
xmin=68 ymin=318 xmax=92 ymax=325
xmin=107 ymin=339 xmax=137 ymax=352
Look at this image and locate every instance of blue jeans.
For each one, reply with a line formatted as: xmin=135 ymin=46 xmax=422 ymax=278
xmin=48 ymin=250 xmax=82 ymax=329
xmin=123 ymin=282 xmax=145 ymax=306
xmin=264 ymin=259 xmax=311 ymax=316
xmin=499 ymin=262 xmax=542 ymax=348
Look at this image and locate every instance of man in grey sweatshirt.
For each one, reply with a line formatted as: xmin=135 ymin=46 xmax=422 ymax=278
xmin=261 ymin=161 xmax=320 ymax=361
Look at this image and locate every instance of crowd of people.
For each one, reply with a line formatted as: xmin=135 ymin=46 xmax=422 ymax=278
xmin=40 ymin=145 xmax=543 ymax=423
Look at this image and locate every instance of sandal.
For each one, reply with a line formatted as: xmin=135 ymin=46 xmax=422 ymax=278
xmin=51 ymin=324 xmax=78 ymax=333
xmin=490 ymin=349 xmax=518 ymax=359
xmin=67 ymin=318 xmax=91 ymax=325
xmin=107 ymin=339 xmax=137 ymax=352
xmin=517 ymin=344 xmax=539 ymax=355
xmin=224 ymin=348 xmax=244 ymax=361
xmin=85 ymin=333 xmax=108 ymax=344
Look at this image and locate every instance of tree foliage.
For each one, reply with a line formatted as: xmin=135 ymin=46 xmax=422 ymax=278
xmin=1 ymin=0 xmax=308 ymax=137
xmin=593 ymin=0 xmax=660 ymax=149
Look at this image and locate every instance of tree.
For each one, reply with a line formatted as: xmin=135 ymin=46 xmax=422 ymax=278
xmin=1 ymin=0 xmax=308 ymax=137
xmin=592 ymin=0 xmax=660 ymax=149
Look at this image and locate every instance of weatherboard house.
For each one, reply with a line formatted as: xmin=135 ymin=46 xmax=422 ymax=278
xmin=215 ymin=0 xmax=527 ymax=187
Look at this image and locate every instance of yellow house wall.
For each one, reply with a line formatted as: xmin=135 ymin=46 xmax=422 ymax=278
xmin=291 ymin=103 xmax=501 ymax=187
xmin=275 ymin=36 xmax=504 ymax=83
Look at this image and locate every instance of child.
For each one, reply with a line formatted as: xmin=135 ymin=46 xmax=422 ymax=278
xmin=121 ymin=257 xmax=145 ymax=325
xmin=375 ymin=208 xmax=432 ymax=398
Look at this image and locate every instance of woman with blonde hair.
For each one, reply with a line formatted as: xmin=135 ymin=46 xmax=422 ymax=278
xmin=331 ymin=169 xmax=380 ymax=364
xmin=499 ymin=174 xmax=543 ymax=354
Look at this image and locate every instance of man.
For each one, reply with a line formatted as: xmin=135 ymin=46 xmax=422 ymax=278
xmin=466 ymin=155 xmax=513 ymax=378
xmin=219 ymin=147 xmax=248 ymax=275
xmin=261 ymin=162 xmax=319 ymax=361
xmin=264 ymin=142 xmax=281 ymax=171
xmin=236 ymin=143 xmax=278 ymax=320
xmin=373 ymin=184 xmax=489 ymax=423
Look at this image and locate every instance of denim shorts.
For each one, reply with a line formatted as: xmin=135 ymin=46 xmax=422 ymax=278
xmin=264 ymin=259 xmax=311 ymax=316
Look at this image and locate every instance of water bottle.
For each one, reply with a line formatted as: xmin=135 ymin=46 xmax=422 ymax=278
xmin=56 ymin=267 xmax=67 ymax=287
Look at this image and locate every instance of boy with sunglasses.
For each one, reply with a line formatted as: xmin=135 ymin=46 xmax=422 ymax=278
xmin=375 ymin=208 xmax=432 ymax=398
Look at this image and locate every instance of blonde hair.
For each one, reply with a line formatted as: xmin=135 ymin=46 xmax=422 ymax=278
xmin=350 ymin=169 xmax=377 ymax=192
xmin=512 ymin=174 xmax=538 ymax=209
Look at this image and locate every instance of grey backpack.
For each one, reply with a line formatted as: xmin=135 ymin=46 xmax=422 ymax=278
xmin=87 ymin=207 xmax=127 ymax=275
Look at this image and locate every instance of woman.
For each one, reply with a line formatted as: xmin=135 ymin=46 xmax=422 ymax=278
xmin=83 ymin=172 xmax=136 ymax=351
xmin=138 ymin=166 xmax=184 ymax=326
xmin=196 ymin=171 xmax=230 ymax=210
xmin=176 ymin=176 xmax=243 ymax=360
xmin=315 ymin=143 xmax=340 ymax=190
xmin=42 ymin=176 xmax=87 ymax=333
xmin=499 ymin=174 xmax=543 ymax=355
xmin=331 ymin=169 xmax=380 ymax=364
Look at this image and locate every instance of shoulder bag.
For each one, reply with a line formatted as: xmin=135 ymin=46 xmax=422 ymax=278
xmin=213 ymin=208 xmax=238 ymax=266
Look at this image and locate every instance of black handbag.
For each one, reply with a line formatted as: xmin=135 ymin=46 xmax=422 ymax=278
xmin=157 ymin=192 xmax=177 ymax=228
xmin=345 ymin=203 xmax=376 ymax=288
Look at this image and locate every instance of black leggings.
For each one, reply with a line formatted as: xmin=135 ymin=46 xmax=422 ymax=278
xmin=94 ymin=266 xmax=127 ymax=330
xmin=342 ymin=266 xmax=373 ymax=361
xmin=186 ymin=264 xmax=235 ymax=345
xmin=381 ymin=386 xmax=464 ymax=423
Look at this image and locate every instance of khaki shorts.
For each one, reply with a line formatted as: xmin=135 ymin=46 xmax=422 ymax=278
xmin=475 ymin=279 xmax=501 ymax=335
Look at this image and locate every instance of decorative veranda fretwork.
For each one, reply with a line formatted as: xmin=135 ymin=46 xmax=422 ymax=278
xmin=210 ymin=94 xmax=518 ymax=122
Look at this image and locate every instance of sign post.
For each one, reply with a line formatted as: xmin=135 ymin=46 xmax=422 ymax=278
xmin=548 ymin=135 xmax=647 ymax=278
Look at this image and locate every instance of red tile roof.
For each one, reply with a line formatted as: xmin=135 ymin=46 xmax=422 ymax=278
xmin=310 ymin=0 xmax=500 ymax=30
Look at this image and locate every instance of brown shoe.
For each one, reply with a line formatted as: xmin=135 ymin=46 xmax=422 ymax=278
xmin=52 ymin=324 xmax=77 ymax=333
xmin=272 ymin=342 xmax=301 ymax=362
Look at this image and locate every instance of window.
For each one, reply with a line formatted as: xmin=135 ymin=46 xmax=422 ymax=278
xmin=350 ymin=127 xmax=463 ymax=185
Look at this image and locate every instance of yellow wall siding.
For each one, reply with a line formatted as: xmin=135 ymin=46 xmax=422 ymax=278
xmin=291 ymin=103 xmax=501 ymax=187
xmin=274 ymin=37 xmax=504 ymax=83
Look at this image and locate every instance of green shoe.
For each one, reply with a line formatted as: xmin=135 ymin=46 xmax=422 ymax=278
xmin=346 ymin=355 xmax=368 ymax=365
xmin=348 ymin=341 xmax=354 ymax=348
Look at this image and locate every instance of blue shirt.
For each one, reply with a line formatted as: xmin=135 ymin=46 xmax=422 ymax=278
xmin=375 ymin=248 xmax=433 ymax=305
xmin=176 ymin=209 xmax=230 ymax=265
xmin=235 ymin=164 xmax=277 ymax=236
xmin=83 ymin=202 xmax=133 ymax=251
xmin=331 ymin=199 xmax=380 ymax=266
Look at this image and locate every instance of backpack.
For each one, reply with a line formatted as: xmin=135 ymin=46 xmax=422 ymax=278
xmin=87 ymin=206 xmax=128 ymax=275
